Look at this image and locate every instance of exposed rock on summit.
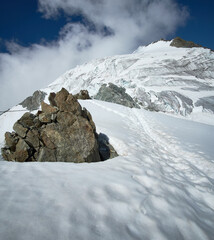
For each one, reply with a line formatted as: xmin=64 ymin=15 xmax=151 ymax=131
xmin=2 ymin=88 xmax=117 ymax=163
xmin=170 ymin=37 xmax=202 ymax=49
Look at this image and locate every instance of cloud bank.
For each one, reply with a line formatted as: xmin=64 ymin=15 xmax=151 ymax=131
xmin=0 ymin=0 xmax=188 ymax=110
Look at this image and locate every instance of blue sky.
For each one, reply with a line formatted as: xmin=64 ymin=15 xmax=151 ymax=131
xmin=0 ymin=0 xmax=213 ymax=110
xmin=0 ymin=0 xmax=213 ymax=51
xmin=176 ymin=0 xmax=214 ymax=49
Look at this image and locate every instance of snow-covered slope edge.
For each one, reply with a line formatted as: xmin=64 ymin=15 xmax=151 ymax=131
xmin=44 ymin=39 xmax=214 ymax=123
xmin=0 ymin=100 xmax=214 ymax=240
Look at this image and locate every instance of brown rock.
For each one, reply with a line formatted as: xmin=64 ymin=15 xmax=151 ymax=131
xmin=66 ymin=94 xmax=82 ymax=115
xmin=14 ymin=139 xmax=30 ymax=162
xmin=55 ymin=117 xmax=100 ymax=162
xmin=82 ymin=107 xmax=96 ymax=132
xmin=39 ymin=113 xmax=52 ymax=123
xmin=48 ymin=92 xmax=57 ymax=107
xmin=74 ymin=90 xmax=91 ymax=100
xmin=37 ymin=147 xmax=56 ymax=162
xmin=5 ymin=132 xmax=18 ymax=151
xmin=40 ymin=125 xmax=57 ymax=149
xmin=55 ymin=88 xmax=69 ymax=111
xmin=33 ymin=117 xmax=43 ymax=128
xmin=13 ymin=122 xmax=28 ymax=138
xmin=56 ymin=111 xmax=77 ymax=126
xmin=26 ymin=129 xmax=40 ymax=149
xmin=1 ymin=148 xmax=13 ymax=161
xmin=41 ymin=101 xmax=58 ymax=114
xmin=18 ymin=112 xmax=35 ymax=128
xmin=1 ymin=88 xmax=111 ymax=163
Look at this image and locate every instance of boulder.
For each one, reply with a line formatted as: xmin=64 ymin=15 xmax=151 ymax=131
xmin=13 ymin=122 xmax=28 ymax=138
xmin=48 ymin=92 xmax=57 ymax=107
xmin=14 ymin=139 xmax=31 ymax=162
xmin=18 ymin=112 xmax=35 ymax=128
xmin=5 ymin=132 xmax=18 ymax=151
xmin=26 ymin=129 xmax=40 ymax=149
xmin=74 ymin=90 xmax=91 ymax=100
xmin=1 ymin=88 xmax=118 ymax=163
xmin=41 ymin=101 xmax=58 ymax=114
xmin=94 ymin=83 xmax=140 ymax=108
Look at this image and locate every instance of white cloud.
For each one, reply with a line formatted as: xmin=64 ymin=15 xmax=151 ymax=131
xmin=0 ymin=0 xmax=188 ymax=110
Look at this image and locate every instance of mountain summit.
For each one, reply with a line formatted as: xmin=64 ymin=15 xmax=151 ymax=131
xmin=41 ymin=38 xmax=214 ymax=122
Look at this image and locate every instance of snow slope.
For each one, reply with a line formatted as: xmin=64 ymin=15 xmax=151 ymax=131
xmin=0 ymin=100 xmax=214 ymax=240
xmin=45 ymin=40 xmax=214 ymax=121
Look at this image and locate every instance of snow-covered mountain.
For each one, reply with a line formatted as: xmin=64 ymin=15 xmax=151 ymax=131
xmin=0 ymin=38 xmax=214 ymax=240
xmin=45 ymin=38 xmax=214 ymax=122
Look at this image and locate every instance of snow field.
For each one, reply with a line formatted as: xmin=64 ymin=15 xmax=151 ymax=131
xmin=1 ymin=100 xmax=214 ymax=239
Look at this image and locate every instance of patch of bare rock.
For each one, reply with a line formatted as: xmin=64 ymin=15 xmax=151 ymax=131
xmin=1 ymin=88 xmax=117 ymax=163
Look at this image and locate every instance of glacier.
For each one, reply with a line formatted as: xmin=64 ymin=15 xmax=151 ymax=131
xmin=45 ymin=40 xmax=214 ymax=123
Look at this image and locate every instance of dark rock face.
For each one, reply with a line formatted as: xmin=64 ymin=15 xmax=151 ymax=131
xmin=20 ymin=90 xmax=47 ymax=111
xmin=94 ymin=83 xmax=140 ymax=108
xmin=195 ymin=96 xmax=214 ymax=113
xmin=98 ymin=133 xmax=118 ymax=161
xmin=74 ymin=90 xmax=91 ymax=100
xmin=1 ymin=88 xmax=113 ymax=163
xmin=170 ymin=37 xmax=202 ymax=49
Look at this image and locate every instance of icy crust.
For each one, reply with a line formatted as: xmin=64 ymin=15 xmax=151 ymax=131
xmin=0 ymin=100 xmax=214 ymax=240
xmin=46 ymin=40 xmax=214 ymax=118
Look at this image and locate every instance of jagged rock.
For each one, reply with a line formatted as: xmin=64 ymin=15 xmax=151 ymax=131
xmin=20 ymin=90 xmax=47 ymax=111
xmin=41 ymin=101 xmax=58 ymax=114
xmin=26 ymin=130 xmax=40 ymax=149
xmin=82 ymin=107 xmax=96 ymax=133
xmin=74 ymin=90 xmax=91 ymax=100
xmin=94 ymin=83 xmax=140 ymax=108
xmin=37 ymin=147 xmax=56 ymax=162
xmin=38 ymin=113 xmax=52 ymax=123
xmin=18 ymin=112 xmax=35 ymax=129
xmin=33 ymin=117 xmax=43 ymax=128
xmin=170 ymin=37 xmax=202 ymax=49
xmin=14 ymin=139 xmax=31 ymax=162
xmin=48 ymin=92 xmax=57 ymax=107
xmin=1 ymin=88 xmax=118 ymax=163
xmin=5 ymin=132 xmax=18 ymax=151
xmin=55 ymin=88 xmax=69 ymax=111
xmin=1 ymin=148 xmax=13 ymax=161
xmin=56 ymin=111 xmax=77 ymax=126
xmin=13 ymin=122 xmax=28 ymax=138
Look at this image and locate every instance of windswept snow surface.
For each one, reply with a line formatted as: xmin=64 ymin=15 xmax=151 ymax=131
xmin=0 ymin=100 xmax=214 ymax=240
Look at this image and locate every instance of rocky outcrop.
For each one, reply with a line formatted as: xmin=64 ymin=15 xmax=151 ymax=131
xmin=20 ymin=90 xmax=47 ymax=111
xmin=170 ymin=37 xmax=202 ymax=49
xmin=2 ymin=88 xmax=115 ymax=163
xmin=195 ymin=96 xmax=214 ymax=113
xmin=94 ymin=83 xmax=140 ymax=108
xmin=74 ymin=90 xmax=91 ymax=100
